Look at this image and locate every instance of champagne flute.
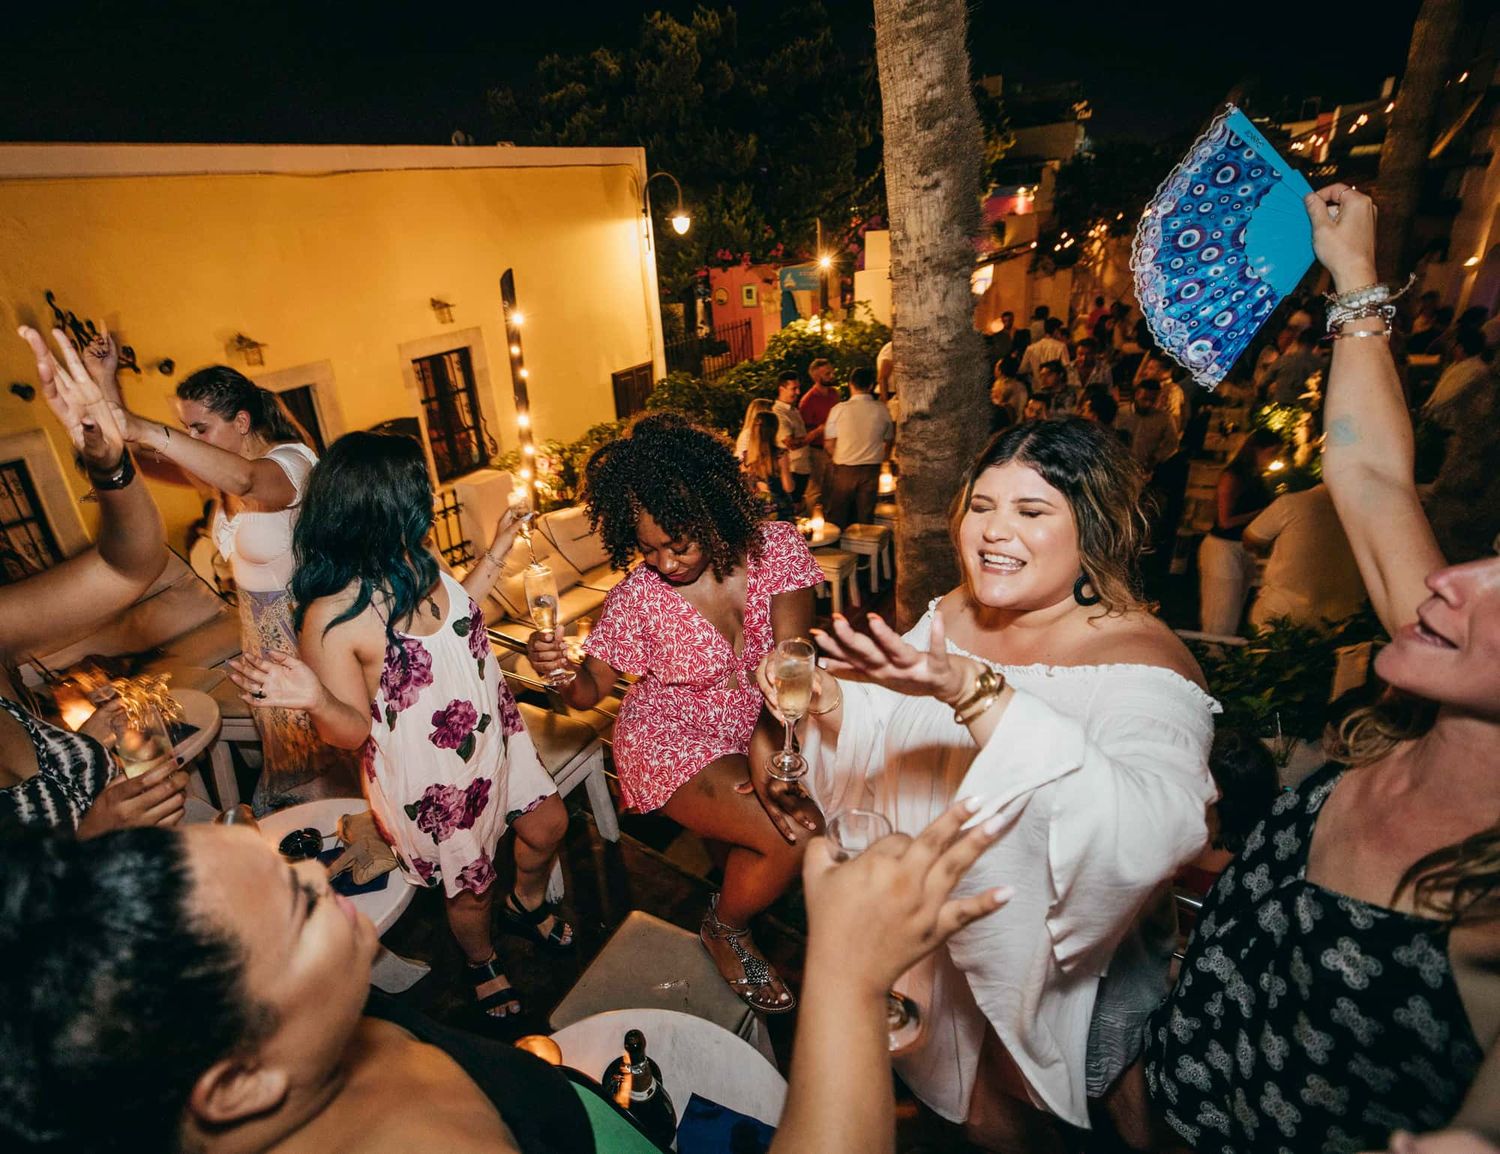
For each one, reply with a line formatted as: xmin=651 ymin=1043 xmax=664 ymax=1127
xmin=767 ymin=638 xmax=815 ymax=782
xmin=826 ymin=807 xmax=925 ymax=1054
xmin=524 ymin=562 xmax=572 ymax=686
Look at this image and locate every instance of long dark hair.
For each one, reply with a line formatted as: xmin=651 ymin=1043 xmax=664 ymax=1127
xmin=583 ymin=411 xmax=765 ymax=577
xmin=0 ymin=827 xmax=273 ymax=1152
xmin=951 ymin=418 xmax=1149 ymax=614
xmin=291 ymin=432 xmax=438 ymax=642
xmin=177 ymin=365 xmax=304 ymax=445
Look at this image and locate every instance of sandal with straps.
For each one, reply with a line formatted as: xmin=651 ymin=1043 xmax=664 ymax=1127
xmin=699 ymin=893 xmax=797 ymax=1015
xmin=467 ymin=954 xmax=523 ymax=1022
xmin=500 ymin=888 xmax=575 ymax=952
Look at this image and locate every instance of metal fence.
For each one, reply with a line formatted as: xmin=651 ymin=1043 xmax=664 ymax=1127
xmin=431 ymin=486 xmax=474 ymax=569
xmin=663 ymin=318 xmax=754 ymax=382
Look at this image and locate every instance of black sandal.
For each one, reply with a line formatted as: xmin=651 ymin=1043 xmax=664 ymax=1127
xmin=500 ymin=888 xmax=575 ymax=952
xmin=467 ymin=954 xmax=523 ymax=1021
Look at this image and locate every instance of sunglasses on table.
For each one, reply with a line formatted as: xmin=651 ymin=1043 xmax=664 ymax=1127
xmin=278 ymin=828 xmax=327 ymax=863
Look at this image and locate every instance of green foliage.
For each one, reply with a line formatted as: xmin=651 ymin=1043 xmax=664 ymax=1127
xmin=1187 ymin=609 xmax=1386 ymax=743
xmin=645 ymin=311 xmax=891 ymax=435
xmin=487 ymin=4 xmax=883 ymax=296
xmin=492 ymin=420 xmax=626 ymax=512
xmin=644 ymin=370 xmax=760 ymax=436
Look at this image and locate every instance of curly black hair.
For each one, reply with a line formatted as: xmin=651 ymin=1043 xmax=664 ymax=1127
xmin=582 ymin=411 xmax=766 ymax=577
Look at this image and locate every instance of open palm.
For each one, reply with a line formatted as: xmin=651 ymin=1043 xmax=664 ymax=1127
xmin=227 ymin=650 xmax=325 ymax=711
xmin=18 ymin=326 xmax=125 ymax=470
xmin=812 ymin=609 xmax=969 ymax=702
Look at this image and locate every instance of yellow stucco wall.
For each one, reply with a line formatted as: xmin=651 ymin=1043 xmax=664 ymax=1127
xmin=0 ymin=154 xmax=660 ymax=548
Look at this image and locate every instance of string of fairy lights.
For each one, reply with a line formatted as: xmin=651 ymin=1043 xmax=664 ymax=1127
xmin=498 ymin=268 xmax=536 ymax=510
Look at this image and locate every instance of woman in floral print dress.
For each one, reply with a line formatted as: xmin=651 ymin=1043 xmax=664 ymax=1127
xmin=230 ymin=432 xmax=571 ymax=1024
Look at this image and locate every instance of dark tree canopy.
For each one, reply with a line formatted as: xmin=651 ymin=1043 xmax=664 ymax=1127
xmin=487 ymin=4 xmax=885 ymax=297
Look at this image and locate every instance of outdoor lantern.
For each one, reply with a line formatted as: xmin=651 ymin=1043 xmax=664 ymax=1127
xmin=430 ymin=298 xmax=455 ymax=324
xmin=647 ymin=170 xmax=691 ymax=236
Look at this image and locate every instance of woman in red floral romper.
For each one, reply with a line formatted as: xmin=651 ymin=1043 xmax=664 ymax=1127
xmin=530 ymin=413 xmax=822 ymax=1011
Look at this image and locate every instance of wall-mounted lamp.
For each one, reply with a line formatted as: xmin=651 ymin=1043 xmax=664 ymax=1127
xmin=156 ymin=359 xmax=176 ymax=376
xmin=10 ymin=382 xmax=35 ymax=402
xmin=430 ymin=298 xmax=456 ymax=324
xmin=646 ymin=171 xmax=692 ymax=236
xmin=230 ymin=333 xmax=266 ymax=367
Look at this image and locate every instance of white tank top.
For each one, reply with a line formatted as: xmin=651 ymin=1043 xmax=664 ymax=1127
xmin=212 ymin=442 xmax=318 ymax=593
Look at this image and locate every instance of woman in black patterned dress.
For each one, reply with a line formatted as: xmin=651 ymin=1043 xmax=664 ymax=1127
xmin=1141 ymin=189 xmax=1500 ymax=1149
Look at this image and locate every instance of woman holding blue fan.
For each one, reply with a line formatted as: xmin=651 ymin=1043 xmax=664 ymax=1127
xmin=1141 ymin=185 xmax=1500 ymax=1152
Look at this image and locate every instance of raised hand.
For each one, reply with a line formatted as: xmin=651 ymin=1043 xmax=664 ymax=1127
xmin=1304 ymin=184 xmax=1378 ymax=294
xmin=802 ymin=797 xmax=1013 ymax=995
xmin=19 ymin=326 xmax=126 ymax=472
xmin=227 ymin=650 xmax=327 ymax=711
xmin=486 ymin=504 xmax=529 ymax=564
xmin=811 ymin=609 xmax=974 ymax=704
xmin=82 ymin=325 xmax=122 ymax=403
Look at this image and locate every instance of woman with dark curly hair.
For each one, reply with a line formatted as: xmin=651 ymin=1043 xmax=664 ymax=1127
xmin=755 ymin=417 xmax=1217 ymax=1146
xmin=528 ymin=412 xmax=823 ymax=1012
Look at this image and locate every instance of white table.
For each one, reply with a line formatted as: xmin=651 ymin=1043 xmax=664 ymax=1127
xmin=552 ymin=1008 xmax=786 ymax=1128
xmin=258 ymin=798 xmax=430 ymax=991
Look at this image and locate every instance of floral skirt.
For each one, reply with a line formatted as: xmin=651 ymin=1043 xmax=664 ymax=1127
xmin=239 ymin=587 xmax=356 ymax=814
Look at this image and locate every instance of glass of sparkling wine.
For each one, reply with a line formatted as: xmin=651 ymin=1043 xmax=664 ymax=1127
xmin=524 ymin=563 xmax=572 ymax=686
xmin=116 ymin=703 xmax=173 ymax=779
xmin=767 ymin=638 xmax=815 ymax=782
xmin=826 ymin=807 xmax=925 ymax=1054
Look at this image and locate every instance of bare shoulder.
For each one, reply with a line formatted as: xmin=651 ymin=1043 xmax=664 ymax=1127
xmin=1078 ymin=610 xmax=1207 ymax=690
xmin=299 ymin=587 xmax=385 ymax=654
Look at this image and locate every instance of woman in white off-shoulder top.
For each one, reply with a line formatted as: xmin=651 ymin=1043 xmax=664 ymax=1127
xmin=750 ymin=418 xmax=1218 ymax=1149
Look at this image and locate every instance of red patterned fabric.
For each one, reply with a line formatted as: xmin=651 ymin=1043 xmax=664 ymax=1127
xmin=584 ymin=520 xmax=823 ymax=811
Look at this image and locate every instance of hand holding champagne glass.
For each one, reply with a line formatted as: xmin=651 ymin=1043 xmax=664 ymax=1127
xmin=523 ymin=562 xmax=572 ymax=686
xmin=825 ymin=807 xmax=925 ymax=1054
xmin=768 ymin=638 xmax=815 ymax=782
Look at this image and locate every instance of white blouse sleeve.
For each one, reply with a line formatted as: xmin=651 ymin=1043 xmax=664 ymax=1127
xmin=957 ymin=667 xmax=1217 ymax=976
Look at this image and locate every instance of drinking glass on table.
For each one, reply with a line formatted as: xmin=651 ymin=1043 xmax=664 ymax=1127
xmin=524 ymin=562 xmax=572 ymax=686
xmin=767 ymin=638 xmax=815 ymax=782
xmin=826 ymin=807 xmax=926 ymax=1054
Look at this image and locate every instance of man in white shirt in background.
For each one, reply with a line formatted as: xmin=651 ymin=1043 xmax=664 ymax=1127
xmin=771 ymin=370 xmax=813 ymax=509
xmin=1019 ymin=316 xmax=1071 ymax=383
xmin=823 ymin=366 xmax=894 ymax=527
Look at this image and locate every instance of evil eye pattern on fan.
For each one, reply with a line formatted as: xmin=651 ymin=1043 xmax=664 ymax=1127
xmin=1131 ymin=106 xmax=1314 ymax=390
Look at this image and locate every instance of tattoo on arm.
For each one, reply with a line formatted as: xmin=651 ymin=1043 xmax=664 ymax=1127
xmin=1327 ymin=417 xmax=1359 ymax=447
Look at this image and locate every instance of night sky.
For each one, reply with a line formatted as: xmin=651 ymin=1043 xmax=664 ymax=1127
xmin=4 ymin=0 xmax=1421 ymax=146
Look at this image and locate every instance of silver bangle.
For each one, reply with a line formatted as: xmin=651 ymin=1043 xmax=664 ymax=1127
xmin=1331 ymin=325 xmax=1391 ymax=340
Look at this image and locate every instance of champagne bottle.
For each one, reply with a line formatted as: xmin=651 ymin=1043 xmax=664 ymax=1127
xmin=601 ymin=1029 xmax=677 ymax=1150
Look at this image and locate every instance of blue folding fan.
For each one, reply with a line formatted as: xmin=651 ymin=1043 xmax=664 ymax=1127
xmin=1131 ymin=105 xmax=1314 ymax=390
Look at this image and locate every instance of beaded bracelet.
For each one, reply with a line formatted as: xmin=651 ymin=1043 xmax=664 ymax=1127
xmin=1326 ymin=301 xmax=1396 ymax=333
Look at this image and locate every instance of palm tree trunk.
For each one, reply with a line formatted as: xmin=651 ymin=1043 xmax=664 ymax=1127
xmin=873 ymin=0 xmax=989 ymax=627
xmin=1374 ymin=0 xmax=1465 ymax=281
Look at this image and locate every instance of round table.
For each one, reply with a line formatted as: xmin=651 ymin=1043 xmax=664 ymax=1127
xmin=257 ymin=798 xmax=414 ymax=935
xmin=551 ymin=1008 xmax=786 ymax=1128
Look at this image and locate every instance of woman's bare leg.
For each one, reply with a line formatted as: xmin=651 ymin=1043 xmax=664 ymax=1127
xmin=509 ymin=793 xmax=572 ymax=944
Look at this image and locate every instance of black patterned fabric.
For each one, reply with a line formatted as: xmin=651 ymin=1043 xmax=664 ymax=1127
xmin=1144 ymin=764 xmax=1483 ymax=1152
xmin=0 ymin=696 xmax=113 ymax=832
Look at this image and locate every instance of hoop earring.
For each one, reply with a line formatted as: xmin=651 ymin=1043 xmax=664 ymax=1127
xmin=1073 ymin=572 xmax=1101 ymax=606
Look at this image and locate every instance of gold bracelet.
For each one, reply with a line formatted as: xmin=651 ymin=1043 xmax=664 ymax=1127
xmin=951 ymin=666 xmax=1004 ymax=725
xmin=806 ymin=669 xmax=844 ymax=715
